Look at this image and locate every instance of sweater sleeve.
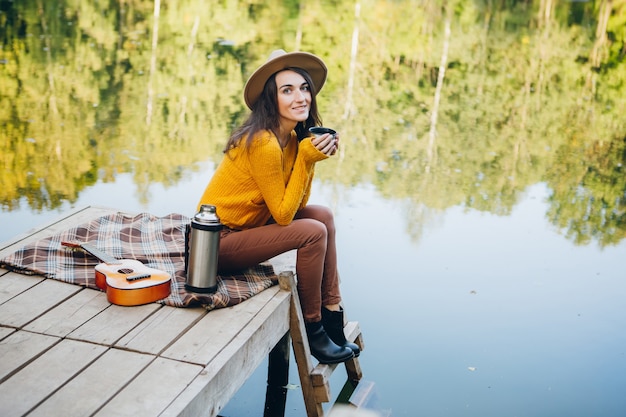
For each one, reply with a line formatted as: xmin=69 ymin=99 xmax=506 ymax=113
xmin=299 ymin=168 xmax=315 ymax=210
xmin=248 ymin=133 xmax=326 ymax=225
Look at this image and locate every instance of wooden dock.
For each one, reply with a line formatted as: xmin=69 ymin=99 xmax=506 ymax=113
xmin=0 ymin=206 xmax=364 ymax=417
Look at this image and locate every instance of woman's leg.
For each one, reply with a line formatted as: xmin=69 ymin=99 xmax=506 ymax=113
xmin=217 ymin=205 xmax=341 ymax=322
xmin=296 ymin=206 xmax=359 ymax=356
xmin=217 ymin=217 xmax=328 ymax=322
xmin=217 ymin=207 xmax=354 ymax=364
xmin=294 ymin=205 xmax=341 ymax=309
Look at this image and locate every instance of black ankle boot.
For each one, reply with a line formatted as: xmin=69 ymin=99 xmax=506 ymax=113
xmin=321 ymin=307 xmax=361 ymax=357
xmin=305 ymin=321 xmax=354 ymax=364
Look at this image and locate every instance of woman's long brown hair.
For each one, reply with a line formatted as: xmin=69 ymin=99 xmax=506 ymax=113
xmin=223 ymin=67 xmax=323 ymax=153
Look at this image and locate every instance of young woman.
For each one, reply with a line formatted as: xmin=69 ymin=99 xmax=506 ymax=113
xmin=198 ymin=49 xmax=359 ymax=364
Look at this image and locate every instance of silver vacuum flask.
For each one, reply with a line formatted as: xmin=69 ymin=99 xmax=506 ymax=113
xmin=185 ymin=204 xmax=223 ymax=293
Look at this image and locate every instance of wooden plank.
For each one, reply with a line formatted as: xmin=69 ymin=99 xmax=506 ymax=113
xmin=0 ymin=339 xmax=107 ymax=417
xmin=160 ymin=288 xmax=291 ymax=417
xmin=0 ymin=272 xmax=44 ymax=305
xmin=2 ymin=205 xmax=303 ymax=417
xmin=343 ymin=321 xmax=363 ymax=382
xmin=0 ymin=206 xmax=117 ymax=256
xmin=0 ymin=272 xmax=37 ymax=299
xmin=312 ymin=364 xmax=336 ymax=387
xmin=345 ymin=321 xmax=363 ymax=349
xmin=162 ymin=285 xmax=282 ymax=365
xmin=95 ymin=357 xmax=202 ymax=417
xmin=67 ymin=302 xmax=161 ymax=346
xmin=28 ymin=348 xmax=154 ymax=417
xmin=0 ymin=279 xmax=81 ymax=328
xmin=0 ymin=327 xmax=14 ymax=342
xmin=115 ymin=305 xmax=206 ymax=355
xmin=24 ymin=289 xmax=110 ymax=337
xmin=0 ymin=331 xmax=59 ymax=382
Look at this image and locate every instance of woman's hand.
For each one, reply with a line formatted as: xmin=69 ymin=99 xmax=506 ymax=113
xmin=311 ymin=132 xmax=339 ymax=156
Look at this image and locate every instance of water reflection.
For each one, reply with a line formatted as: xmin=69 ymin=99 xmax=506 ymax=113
xmin=222 ymin=182 xmax=626 ymax=416
xmin=1 ymin=0 xmax=625 ymax=248
xmin=1 ymin=1 xmax=626 ymax=415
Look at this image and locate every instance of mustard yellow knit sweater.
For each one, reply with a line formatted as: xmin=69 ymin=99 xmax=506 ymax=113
xmin=198 ymin=130 xmax=329 ymax=229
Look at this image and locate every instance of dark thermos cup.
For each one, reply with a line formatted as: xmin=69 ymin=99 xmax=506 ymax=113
xmin=185 ymin=204 xmax=223 ymax=293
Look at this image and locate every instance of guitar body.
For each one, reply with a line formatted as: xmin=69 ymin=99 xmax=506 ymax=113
xmin=94 ymin=260 xmax=172 ymax=306
xmin=62 ymin=241 xmax=172 ymax=306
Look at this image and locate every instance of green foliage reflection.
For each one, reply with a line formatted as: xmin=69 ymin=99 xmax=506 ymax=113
xmin=0 ymin=0 xmax=624 ymax=247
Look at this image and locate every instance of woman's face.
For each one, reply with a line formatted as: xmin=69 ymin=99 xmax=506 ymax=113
xmin=274 ymin=69 xmax=311 ymax=130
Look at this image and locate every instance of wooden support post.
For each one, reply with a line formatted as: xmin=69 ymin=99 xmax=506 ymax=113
xmin=278 ymin=271 xmax=324 ymax=417
xmin=342 ymin=321 xmax=364 ymax=382
xmin=277 ymin=271 xmax=365 ymax=417
xmin=264 ymin=332 xmax=290 ymax=417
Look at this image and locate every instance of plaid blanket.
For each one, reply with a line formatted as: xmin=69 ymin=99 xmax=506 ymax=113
xmin=0 ymin=212 xmax=277 ymax=309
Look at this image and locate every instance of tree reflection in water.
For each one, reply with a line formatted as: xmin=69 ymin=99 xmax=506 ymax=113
xmin=1 ymin=1 xmax=625 ymax=416
xmin=1 ymin=0 xmax=624 ymax=247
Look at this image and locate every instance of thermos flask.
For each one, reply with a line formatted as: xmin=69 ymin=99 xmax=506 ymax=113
xmin=185 ymin=204 xmax=223 ymax=293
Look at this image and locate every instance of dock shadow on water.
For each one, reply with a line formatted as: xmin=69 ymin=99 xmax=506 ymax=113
xmin=1 ymin=1 xmax=625 ymax=416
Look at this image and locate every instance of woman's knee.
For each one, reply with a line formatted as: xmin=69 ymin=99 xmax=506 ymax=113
xmin=298 ymin=205 xmax=335 ymax=229
xmin=293 ymin=218 xmax=328 ymax=243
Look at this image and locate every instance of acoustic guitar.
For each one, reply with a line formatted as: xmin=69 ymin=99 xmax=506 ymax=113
xmin=62 ymin=241 xmax=172 ymax=306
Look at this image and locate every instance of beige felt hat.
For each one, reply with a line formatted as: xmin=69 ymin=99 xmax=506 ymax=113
xmin=243 ymin=49 xmax=327 ymax=109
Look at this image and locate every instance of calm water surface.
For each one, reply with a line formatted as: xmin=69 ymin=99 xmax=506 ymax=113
xmin=2 ymin=1 xmax=625 ymax=416
xmin=2 ymin=171 xmax=625 ymax=417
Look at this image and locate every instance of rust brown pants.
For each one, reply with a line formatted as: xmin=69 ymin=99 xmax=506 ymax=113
xmin=217 ymin=205 xmax=341 ymax=322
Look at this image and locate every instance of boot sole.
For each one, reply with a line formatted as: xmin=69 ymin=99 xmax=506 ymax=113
xmin=313 ymin=352 xmax=355 ymax=365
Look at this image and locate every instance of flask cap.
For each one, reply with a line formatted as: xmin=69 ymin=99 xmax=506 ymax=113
xmin=194 ymin=204 xmax=220 ymax=224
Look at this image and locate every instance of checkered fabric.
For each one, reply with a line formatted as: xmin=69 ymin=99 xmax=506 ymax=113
xmin=0 ymin=212 xmax=277 ymax=309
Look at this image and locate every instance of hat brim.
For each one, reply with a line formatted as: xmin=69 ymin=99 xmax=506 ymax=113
xmin=244 ymin=51 xmax=327 ymax=109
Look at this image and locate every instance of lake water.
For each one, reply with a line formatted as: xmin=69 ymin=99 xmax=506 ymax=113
xmin=227 ymin=181 xmax=626 ymax=416
xmin=2 ymin=1 xmax=625 ymax=416
xmin=2 ymin=169 xmax=625 ymax=417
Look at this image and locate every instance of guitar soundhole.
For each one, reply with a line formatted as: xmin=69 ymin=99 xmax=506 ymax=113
xmin=117 ymin=268 xmax=135 ymax=274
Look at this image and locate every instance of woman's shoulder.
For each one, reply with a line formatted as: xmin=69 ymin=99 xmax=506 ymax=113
xmin=251 ymin=129 xmax=276 ymax=142
xmin=248 ymin=129 xmax=281 ymax=151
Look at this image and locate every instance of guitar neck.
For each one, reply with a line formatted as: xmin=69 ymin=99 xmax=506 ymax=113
xmin=63 ymin=242 xmax=121 ymax=265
